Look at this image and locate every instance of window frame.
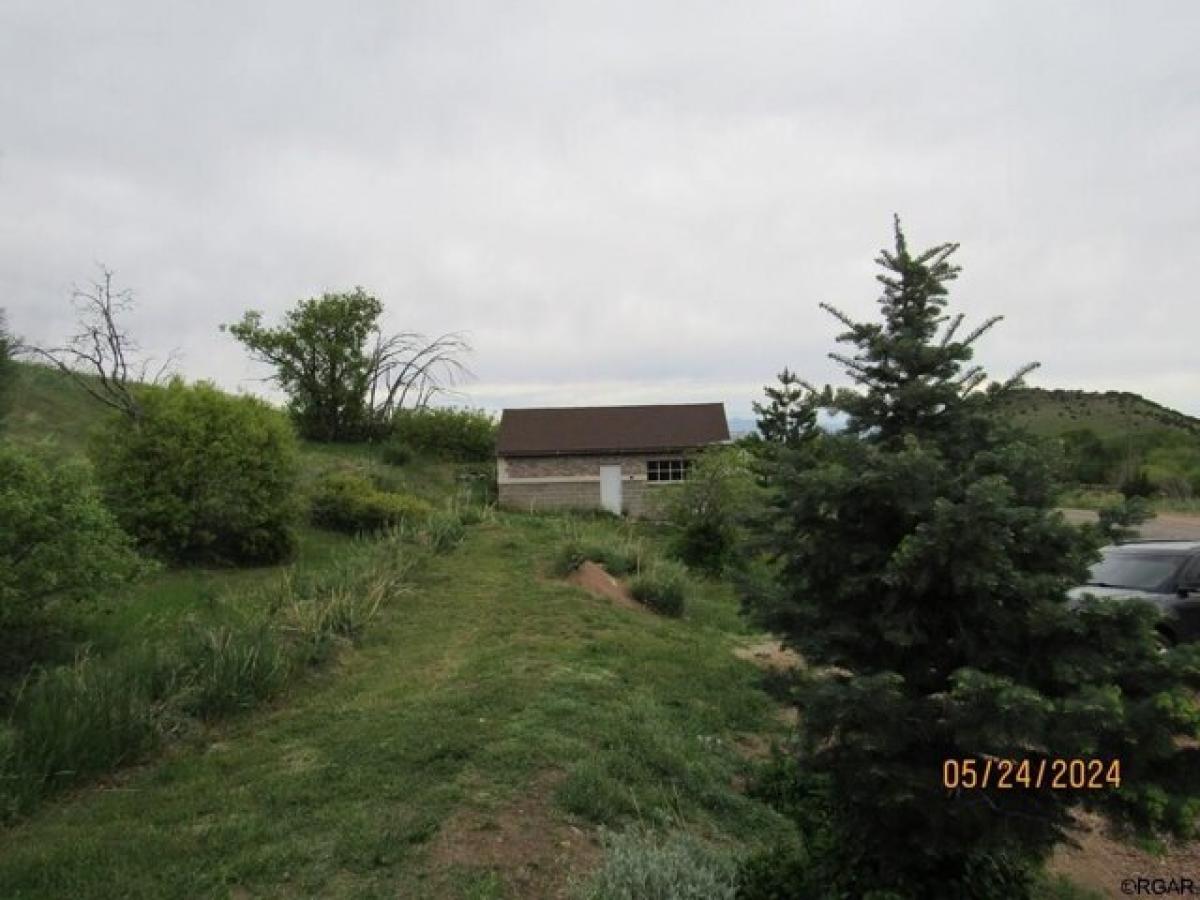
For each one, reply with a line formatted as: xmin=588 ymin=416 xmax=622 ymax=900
xmin=646 ymin=458 xmax=691 ymax=484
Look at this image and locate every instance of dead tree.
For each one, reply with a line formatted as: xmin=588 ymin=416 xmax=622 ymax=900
xmin=25 ymin=266 xmax=178 ymax=421
xmin=366 ymin=330 xmax=472 ymax=425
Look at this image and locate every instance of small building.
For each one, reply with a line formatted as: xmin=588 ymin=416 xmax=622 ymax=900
xmin=496 ymin=403 xmax=730 ymax=517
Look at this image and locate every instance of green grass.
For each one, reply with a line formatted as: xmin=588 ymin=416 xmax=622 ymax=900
xmin=4 ymin=362 xmax=110 ymax=454
xmin=0 ymin=513 xmax=796 ymax=897
xmin=997 ymin=387 xmax=1200 ymax=441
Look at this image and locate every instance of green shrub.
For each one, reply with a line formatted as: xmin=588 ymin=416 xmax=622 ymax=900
xmin=390 ymin=407 xmax=496 ymax=461
xmin=309 ymin=470 xmax=432 ymax=534
xmin=575 ymin=828 xmax=739 ymax=900
xmin=663 ymin=446 xmax=762 ymax=575
xmin=629 ymin=561 xmax=688 ymax=617
xmin=0 ymin=443 xmax=145 ymax=627
xmin=176 ymin=625 xmax=290 ymax=719
xmin=90 ymin=379 xmax=301 ymax=565
xmin=380 ymin=438 xmax=414 ymax=467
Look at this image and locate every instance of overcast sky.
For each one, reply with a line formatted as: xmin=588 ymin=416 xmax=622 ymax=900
xmin=2 ymin=1 xmax=1197 ymax=419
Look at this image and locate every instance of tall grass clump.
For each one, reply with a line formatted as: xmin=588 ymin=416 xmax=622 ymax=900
xmin=0 ymin=654 xmax=162 ymax=818
xmin=176 ymin=625 xmax=290 ymax=719
xmin=552 ymin=528 xmax=644 ymax=578
xmin=575 ymin=828 xmax=739 ymax=900
xmin=282 ymin=576 xmax=390 ymax=664
xmin=417 ymin=508 xmax=467 ymax=553
xmin=628 ymin=561 xmax=689 ymax=617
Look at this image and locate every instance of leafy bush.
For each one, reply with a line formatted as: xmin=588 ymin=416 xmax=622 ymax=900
xmin=0 ymin=443 xmax=144 ymax=626
xmin=309 ymin=470 xmax=432 ymax=534
xmin=390 ymin=407 xmax=496 ymax=461
xmin=176 ymin=625 xmax=290 ymax=719
xmin=575 ymin=828 xmax=739 ymax=900
xmin=629 ymin=561 xmax=688 ymax=617
xmin=90 ymin=379 xmax=301 ymax=565
xmin=663 ymin=446 xmax=763 ymax=575
xmin=380 ymin=438 xmax=414 ymax=466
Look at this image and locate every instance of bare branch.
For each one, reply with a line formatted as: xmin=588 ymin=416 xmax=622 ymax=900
xmin=27 ymin=265 xmax=158 ymax=420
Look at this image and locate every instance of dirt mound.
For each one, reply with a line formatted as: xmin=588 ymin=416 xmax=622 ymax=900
xmin=1048 ymin=811 xmax=1200 ymax=898
xmin=733 ymin=639 xmax=804 ymax=672
xmin=567 ymin=561 xmax=642 ymax=612
xmin=425 ymin=770 xmax=601 ymax=898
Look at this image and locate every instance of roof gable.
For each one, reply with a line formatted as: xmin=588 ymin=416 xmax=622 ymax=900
xmin=497 ymin=403 xmax=729 ymax=456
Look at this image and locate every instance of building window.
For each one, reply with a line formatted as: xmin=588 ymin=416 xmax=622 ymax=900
xmin=647 ymin=458 xmax=691 ymax=482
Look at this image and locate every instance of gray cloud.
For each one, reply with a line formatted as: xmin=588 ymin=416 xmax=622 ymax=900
xmin=3 ymin=0 xmax=1198 ymax=419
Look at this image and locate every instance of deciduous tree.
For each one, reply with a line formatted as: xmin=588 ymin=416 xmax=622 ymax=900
xmin=224 ymin=289 xmax=470 ymax=442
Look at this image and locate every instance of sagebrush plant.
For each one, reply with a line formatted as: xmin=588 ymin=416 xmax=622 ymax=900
xmin=309 ymin=470 xmax=432 ymax=534
xmin=745 ymin=219 xmax=1200 ymax=898
xmin=629 ymin=561 xmax=689 ymax=617
xmin=574 ymin=827 xmax=739 ymax=900
xmin=89 ymin=379 xmax=301 ymax=565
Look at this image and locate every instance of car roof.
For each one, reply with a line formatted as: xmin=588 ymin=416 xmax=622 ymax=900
xmin=1105 ymin=540 xmax=1200 ymax=554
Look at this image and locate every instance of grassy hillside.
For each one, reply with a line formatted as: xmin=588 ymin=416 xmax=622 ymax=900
xmin=0 ymin=360 xmax=805 ymax=897
xmin=0 ymin=516 xmax=797 ymax=898
xmin=4 ymin=361 xmax=112 ymax=454
xmin=997 ymin=386 xmax=1200 ymax=440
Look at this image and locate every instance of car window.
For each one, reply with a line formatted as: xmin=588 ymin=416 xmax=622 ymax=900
xmin=1086 ymin=553 xmax=1185 ymax=592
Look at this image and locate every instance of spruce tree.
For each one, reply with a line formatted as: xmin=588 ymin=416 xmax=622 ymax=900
xmin=748 ymin=219 xmax=1200 ymax=898
xmin=753 ymin=368 xmax=820 ymax=444
xmin=0 ymin=309 xmax=15 ymax=427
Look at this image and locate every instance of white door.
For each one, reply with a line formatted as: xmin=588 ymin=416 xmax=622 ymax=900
xmin=599 ymin=465 xmax=623 ymax=514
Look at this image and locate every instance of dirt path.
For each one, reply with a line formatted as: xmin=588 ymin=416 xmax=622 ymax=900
xmin=1061 ymin=508 xmax=1200 ymax=540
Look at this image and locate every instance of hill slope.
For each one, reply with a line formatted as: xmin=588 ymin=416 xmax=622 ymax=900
xmin=996 ymin=387 xmax=1200 ymax=440
xmin=4 ymin=361 xmax=114 ymax=453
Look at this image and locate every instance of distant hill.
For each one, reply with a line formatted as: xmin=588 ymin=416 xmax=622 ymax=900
xmin=995 ymin=387 xmax=1200 ymax=440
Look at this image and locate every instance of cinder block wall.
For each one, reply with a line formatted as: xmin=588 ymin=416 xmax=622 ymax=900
xmin=498 ymin=453 xmax=679 ymax=518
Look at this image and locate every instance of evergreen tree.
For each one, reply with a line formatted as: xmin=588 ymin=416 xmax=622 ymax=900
xmin=0 ymin=309 xmax=15 ymax=427
xmin=753 ymin=368 xmax=821 ymax=444
xmin=747 ymin=219 xmax=1200 ymax=899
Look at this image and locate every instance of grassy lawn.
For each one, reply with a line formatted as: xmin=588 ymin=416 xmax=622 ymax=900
xmin=0 ymin=512 xmax=795 ymax=898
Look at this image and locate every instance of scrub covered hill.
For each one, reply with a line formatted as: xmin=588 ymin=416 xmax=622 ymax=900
xmin=996 ymin=386 xmax=1200 ymax=440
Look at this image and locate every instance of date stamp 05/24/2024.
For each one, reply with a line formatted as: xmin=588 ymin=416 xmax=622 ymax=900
xmin=941 ymin=756 xmax=1123 ymax=790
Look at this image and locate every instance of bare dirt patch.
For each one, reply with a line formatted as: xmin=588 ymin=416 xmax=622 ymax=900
xmin=425 ymin=770 xmax=601 ymax=899
xmin=566 ymin=561 xmax=643 ymax=613
xmin=1048 ymin=811 xmax=1200 ymax=898
xmin=733 ymin=639 xmax=804 ymax=673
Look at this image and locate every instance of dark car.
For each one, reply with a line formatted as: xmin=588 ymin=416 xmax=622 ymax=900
xmin=1068 ymin=540 xmax=1200 ymax=646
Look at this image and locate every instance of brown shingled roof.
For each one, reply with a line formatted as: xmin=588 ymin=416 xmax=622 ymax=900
xmin=497 ymin=403 xmax=729 ymax=456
